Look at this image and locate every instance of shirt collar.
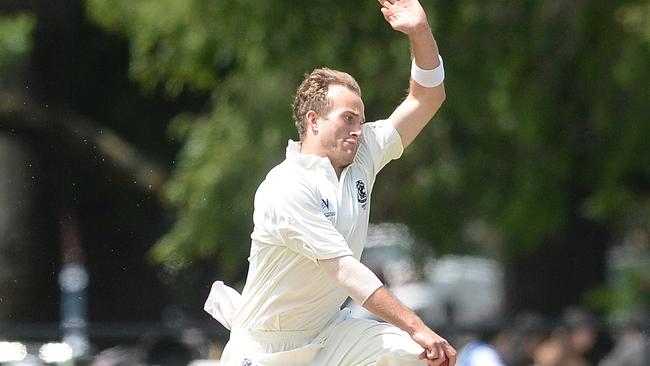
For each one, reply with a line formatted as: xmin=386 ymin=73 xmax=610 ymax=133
xmin=285 ymin=140 xmax=334 ymax=171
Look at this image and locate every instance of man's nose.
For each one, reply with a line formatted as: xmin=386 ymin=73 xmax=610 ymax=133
xmin=350 ymin=125 xmax=362 ymax=138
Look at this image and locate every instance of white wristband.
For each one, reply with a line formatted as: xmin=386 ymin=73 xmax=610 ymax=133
xmin=411 ymin=55 xmax=445 ymax=88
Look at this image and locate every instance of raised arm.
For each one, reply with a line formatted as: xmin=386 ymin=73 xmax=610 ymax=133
xmin=378 ymin=0 xmax=446 ymax=148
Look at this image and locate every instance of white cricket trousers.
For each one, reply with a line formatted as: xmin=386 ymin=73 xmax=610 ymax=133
xmin=220 ymin=309 xmax=428 ymax=366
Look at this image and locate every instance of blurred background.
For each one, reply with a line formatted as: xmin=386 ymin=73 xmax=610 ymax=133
xmin=0 ymin=0 xmax=648 ymax=365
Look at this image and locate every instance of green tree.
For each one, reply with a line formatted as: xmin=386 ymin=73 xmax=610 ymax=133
xmin=86 ymin=0 xmax=412 ymax=281
xmin=0 ymin=12 xmax=36 ymax=78
xmin=1 ymin=1 xmax=184 ymax=322
xmin=84 ymin=0 xmax=650 ymax=314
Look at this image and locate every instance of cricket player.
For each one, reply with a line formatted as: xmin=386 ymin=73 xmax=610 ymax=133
xmin=205 ymin=1 xmax=456 ymax=365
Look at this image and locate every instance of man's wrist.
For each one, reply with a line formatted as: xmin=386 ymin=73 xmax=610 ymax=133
xmin=404 ymin=316 xmax=428 ymax=336
xmin=407 ymin=22 xmax=432 ymax=40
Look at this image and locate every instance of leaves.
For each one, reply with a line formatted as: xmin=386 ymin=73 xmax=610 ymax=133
xmin=0 ymin=13 xmax=36 ymax=78
xmin=84 ymin=0 xmax=650 ymax=283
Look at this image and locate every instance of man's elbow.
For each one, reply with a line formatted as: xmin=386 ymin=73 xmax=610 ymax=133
xmin=421 ymin=85 xmax=445 ymax=117
xmin=412 ymin=83 xmax=446 ymax=112
xmin=439 ymin=85 xmax=447 ymax=104
xmin=430 ymin=85 xmax=446 ymax=110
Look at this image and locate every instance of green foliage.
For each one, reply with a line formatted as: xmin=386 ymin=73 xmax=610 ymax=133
xmin=0 ymin=13 xmax=36 ymax=78
xmin=85 ymin=0 xmax=650 ymax=286
xmin=85 ymin=0 xmax=415 ymax=279
xmin=587 ymin=255 xmax=650 ymax=318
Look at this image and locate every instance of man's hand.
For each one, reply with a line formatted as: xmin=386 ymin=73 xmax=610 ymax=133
xmin=363 ymin=286 xmax=457 ymax=366
xmin=412 ymin=327 xmax=457 ymax=366
xmin=378 ymin=0 xmax=429 ymax=35
xmin=376 ymin=0 xmax=444 ymax=148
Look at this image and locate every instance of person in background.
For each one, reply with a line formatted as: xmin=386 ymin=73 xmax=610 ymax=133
xmin=457 ymin=320 xmax=506 ymax=366
xmin=598 ymin=312 xmax=648 ymax=366
xmin=533 ymin=307 xmax=599 ymax=366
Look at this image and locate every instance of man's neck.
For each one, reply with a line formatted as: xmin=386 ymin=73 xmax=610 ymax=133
xmin=299 ymin=142 xmax=343 ymax=178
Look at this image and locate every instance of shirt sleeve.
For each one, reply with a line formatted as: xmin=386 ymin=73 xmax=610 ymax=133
xmin=359 ymin=119 xmax=404 ymax=174
xmin=257 ymin=178 xmax=353 ymax=263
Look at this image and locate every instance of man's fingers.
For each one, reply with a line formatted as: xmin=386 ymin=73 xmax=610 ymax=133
xmin=414 ymin=332 xmax=456 ymax=366
xmin=380 ymin=7 xmax=391 ymax=20
xmin=420 ymin=346 xmax=448 ymax=366
xmin=420 ymin=351 xmax=435 ymax=366
xmin=443 ymin=343 xmax=457 ymax=366
xmin=377 ymin=0 xmax=396 ymax=7
xmin=431 ymin=355 xmax=447 ymax=366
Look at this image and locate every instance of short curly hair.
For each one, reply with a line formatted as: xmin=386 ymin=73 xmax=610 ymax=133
xmin=292 ymin=68 xmax=361 ymax=139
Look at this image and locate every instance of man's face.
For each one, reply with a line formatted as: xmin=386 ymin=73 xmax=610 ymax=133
xmin=315 ymin=84 xmax=365 ymax=171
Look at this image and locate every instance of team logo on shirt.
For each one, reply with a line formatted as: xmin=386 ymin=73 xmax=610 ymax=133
xmin=321 ymin=198 xmax=330 ymax=210
xmin=356 ymin=180 xmax=368 ymax=207
xmin=321 ymin=198 xmax=336 ymax=218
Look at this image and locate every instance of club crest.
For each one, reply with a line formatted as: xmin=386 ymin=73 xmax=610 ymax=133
xmin=356 ymin=180 xmax=367 ymax=205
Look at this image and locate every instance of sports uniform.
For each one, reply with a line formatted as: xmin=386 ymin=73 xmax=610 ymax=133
xmin=217 ymin=120 xmax=428 ymax=365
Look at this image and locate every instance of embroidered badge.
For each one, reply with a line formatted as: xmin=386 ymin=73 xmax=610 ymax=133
xmin=320 ymin=197 xmax=336 ymax=218
xmin=321 ymin=198 xmax=330 ymax=210
xmin=356 ymin=180 xmax=368 ymax=205
xmin=242 ymin=358 xmax=254 ymax=366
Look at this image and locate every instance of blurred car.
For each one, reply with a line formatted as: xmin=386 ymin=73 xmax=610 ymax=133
xmin=346 ymin=223 xmax=447 ymax=327
xmin=424 ymin=255 xmax=504 ymax=328
xmin=346 ymin=223 xmax=504 ymax=329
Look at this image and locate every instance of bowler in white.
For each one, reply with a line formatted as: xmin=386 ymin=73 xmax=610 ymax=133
xmin=206 ymin=1 xmax=457 ymax=365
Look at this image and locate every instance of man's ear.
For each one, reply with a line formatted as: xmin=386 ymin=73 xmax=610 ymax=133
xmin=306 ymin=110 xmax=319 ymax=133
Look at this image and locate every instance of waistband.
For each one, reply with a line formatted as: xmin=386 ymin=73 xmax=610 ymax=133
xmin=230 ymin=308 xmax=351 ymax=345
xmin=230 ymin=326 xmax=322 ymax=345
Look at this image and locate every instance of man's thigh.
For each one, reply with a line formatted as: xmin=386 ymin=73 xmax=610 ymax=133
xmin=315 ymin=317 xmax=427 ymax=366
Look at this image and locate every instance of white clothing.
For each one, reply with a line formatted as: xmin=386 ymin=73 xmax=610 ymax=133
xmin=204 ymin=281 xmax=242 ymax=330
xmin=225 ymin=309 xmax=428 ymax=366
xmin=233 ymin=120 xmax=403 ymax=332
xmin=220 ymin=120 xmax=428 ymax=365
xmin=320 ymin=255 xmax=383 ymax=305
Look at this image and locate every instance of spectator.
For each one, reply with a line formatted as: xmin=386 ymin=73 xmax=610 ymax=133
xmin=502 ymin=312 xmax=548 ymax=366
xmin=457 ymin=320 xmax=506 ymax=366
xmin=534 ymin=307 xmax=599 ymax=366
xmin=598 ymin=313 xmax=648 ymax=366
xmin=563 ymin=307 xmax=602 ymax=364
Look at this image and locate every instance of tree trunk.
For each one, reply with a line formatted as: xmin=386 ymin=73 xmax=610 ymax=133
xmin=0 ymin=132 xmax=59 ymax=322
xmin=505 ymin=217 xmax=610 ymax=316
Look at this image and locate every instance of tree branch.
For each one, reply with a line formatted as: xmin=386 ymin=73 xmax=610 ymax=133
xmin=0 ymin=90 xmax=169 ymax=198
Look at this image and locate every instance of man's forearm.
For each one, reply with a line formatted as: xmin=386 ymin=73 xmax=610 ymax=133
xmin=362 ymin=285 xmax=428 ymax=336
xmin=408 ymin=23 xmax=444 ymax=102
xmin=381 ymin=0 xmax=445 ymax=148
xmin=364 ymin=285 xmax=456 ymax=365
xmin=409 ymin=24 xmax=440 ymax=70
xmin=320 ymin=255 xmax=427 ymax=334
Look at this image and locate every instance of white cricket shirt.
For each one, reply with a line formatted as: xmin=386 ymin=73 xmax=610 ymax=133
xmin=232 ymin=119 xmax=403 ymax=333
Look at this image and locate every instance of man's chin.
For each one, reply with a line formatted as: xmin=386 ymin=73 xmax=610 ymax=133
xmin=346 ymin=148 xmax=358 ymax=161
xmin=332 ymin=147 xmax=358 ymax=167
